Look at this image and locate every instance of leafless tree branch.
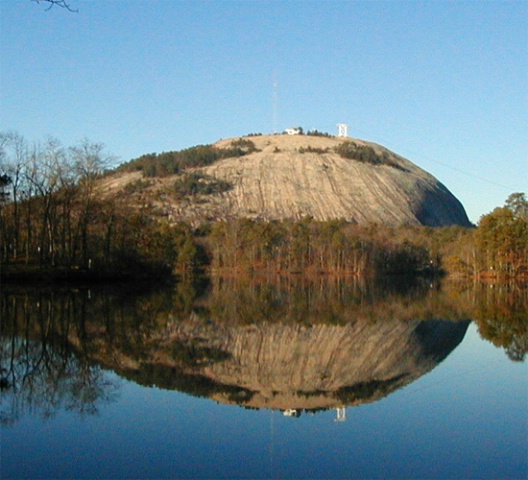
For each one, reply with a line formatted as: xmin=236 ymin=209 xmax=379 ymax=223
xmin=31 ymin=0 xmax=78 ymax=12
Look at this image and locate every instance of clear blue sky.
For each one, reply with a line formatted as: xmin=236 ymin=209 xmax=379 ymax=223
xmin=1 ymin=0 xmax=527 ymax=223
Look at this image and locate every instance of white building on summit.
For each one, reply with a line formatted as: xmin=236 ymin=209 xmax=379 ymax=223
xmin=285 ymin=127 xmax=302 ymax=135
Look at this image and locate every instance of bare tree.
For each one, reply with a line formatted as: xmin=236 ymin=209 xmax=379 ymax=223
xmin=31 ymin=0 xmax=78 ymax=12
xmin=0 ymin=132 xmax=32 ymax=260
xmin=27 ymin=138 xmax=66 ymax=265
xmin=69 ymin=139 xmax=114 ymax=268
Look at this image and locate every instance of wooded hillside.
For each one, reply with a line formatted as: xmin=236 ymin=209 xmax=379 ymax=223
xmin=1 ymin=132 xmax=526 ymax=281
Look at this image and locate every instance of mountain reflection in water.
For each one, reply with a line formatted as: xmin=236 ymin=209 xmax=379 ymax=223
xmin=124 ymin=317 xmax=469 ymax=414
xmin=1 ymin=276 xmax=525 ymax=424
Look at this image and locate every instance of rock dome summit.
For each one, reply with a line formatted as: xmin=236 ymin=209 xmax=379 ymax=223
xmin=106 ymin=134 xmax=472 ymax=227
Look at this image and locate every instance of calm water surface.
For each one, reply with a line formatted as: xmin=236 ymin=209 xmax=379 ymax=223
xmin=1 ymin=278 xmax=527 ymax=479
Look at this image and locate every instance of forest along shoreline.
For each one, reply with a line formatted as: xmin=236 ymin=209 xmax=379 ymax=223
xmin=1 ymin=209 xmax=527 ymax=285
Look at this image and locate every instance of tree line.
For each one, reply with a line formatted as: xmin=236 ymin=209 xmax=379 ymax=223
xmin=202 ymin=197 xmax=527 ymax=279
xmin=117 ymin=138 xmax=258 ymax=178
xmin=0 ymin=132 xmax=201 ymax=279
xmin=205 ymin=218 xmax=432 ymax=275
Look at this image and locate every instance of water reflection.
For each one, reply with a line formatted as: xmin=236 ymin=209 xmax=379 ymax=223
xmin=471 ymin=282 xmax=528 ymax=362
xmin=1 ymin=277 xmax=526 ymax=424
xmin=141 ymin=317 xmax=469 ymax=415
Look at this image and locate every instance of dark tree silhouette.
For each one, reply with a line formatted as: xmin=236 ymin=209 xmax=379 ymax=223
xmin=32 ymin=0 xmax=77 ymax=12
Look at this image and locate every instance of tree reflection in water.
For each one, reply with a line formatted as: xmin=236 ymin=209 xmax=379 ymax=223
xmin=471 ymin=282 xmax=528 ymax=362
xmin=1 ymin=277 xmax=526 ymax=424
xmin=1 ymin=320 xmax=119 ymax=425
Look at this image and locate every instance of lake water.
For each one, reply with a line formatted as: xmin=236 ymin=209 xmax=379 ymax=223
xmin=1 ymin=277 xmax=527 ymax=479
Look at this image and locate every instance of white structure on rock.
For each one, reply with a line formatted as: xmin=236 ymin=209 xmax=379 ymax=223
xmin=285 ymin=127 xmax=302 ymax=135
xmin=337 ymin=123 xmax=349 ymax=137
xmin=335 ymin=407 xmax=346 ymax=422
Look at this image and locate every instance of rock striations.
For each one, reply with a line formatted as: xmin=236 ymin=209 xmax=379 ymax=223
xmin=208 ymin=135 xmax=471 ymax=226
xmin=104 ymin=134 xmax=472 ymax=227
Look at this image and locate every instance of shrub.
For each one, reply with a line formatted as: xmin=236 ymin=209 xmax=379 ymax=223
xmin=223 ymin=139 xmax=259 ymax=156
xmin=306 ymin=130 xmax=331 ymax=137
xmin=335 ymin=141 xmax=407 ymax=171
xmin=123 ymin=178 xmax=153 ymax=194
xmin=299 ymin=146 xmax=329 ymax=154
xmin=172 ymin=173 xmax=232 ymax=199
xmin=118 ymin=140 xmax=258 ymax=178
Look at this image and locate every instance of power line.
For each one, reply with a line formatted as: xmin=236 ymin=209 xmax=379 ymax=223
xmin=426 ymin=157 xmax=515 ymax=190
xmin=393 ymin=145 xmax=518 ymax=192
xmin=361 ymin=135 xmax=523 ymax=217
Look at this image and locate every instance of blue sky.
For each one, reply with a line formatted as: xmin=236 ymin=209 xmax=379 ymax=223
xmin=1 ymin=0 xmax=527 ymax=223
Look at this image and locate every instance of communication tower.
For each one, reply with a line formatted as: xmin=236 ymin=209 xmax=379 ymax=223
xmin=272 ymin=71 xmax=278 ymax=134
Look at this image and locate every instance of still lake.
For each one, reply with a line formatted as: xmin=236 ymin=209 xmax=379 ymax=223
xmin=1 ymin=277 xmax=527 ymax=479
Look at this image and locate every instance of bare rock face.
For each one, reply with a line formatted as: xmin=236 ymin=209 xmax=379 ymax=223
xmin=203 ymin=135 xmax=471 ymax=226
xmin=103 ymin=135 xmax=471 ymax=226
